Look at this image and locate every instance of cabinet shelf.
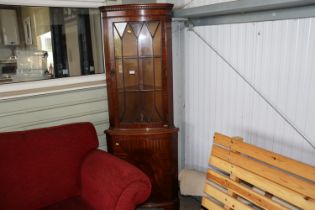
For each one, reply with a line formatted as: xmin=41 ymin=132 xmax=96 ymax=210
xmin=118 ymin=89 xmax=162 ymax=93
xmin=118 ymin=85 xmax=162 ymax=93
xmin=115 ymin=55 xmax=161 ymax=60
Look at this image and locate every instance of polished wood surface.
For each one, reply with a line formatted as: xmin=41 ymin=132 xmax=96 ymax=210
xmin=106 ymin=128 xmax=178 ymax=208
xmin=101 ymin=4 xmax=178 ymax=210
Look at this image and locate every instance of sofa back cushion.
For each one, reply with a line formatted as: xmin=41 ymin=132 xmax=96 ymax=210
xmin=0 ymin=122 xmax=99 ymax=210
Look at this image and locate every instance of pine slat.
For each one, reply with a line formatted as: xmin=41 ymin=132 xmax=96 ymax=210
xmin=202 ymin=197 xmax=224 ymax=210
xmin=204 ymin=183 xmax=253 ymax=210
xmin=209 ymin=156 xmax=315 ymax=210
xmin=225 ymin=174 xmax=239 ymax=210
xmin=212 ymin=145 xmax=315 ymax=199
xmin=207 ymin=169 xmax=289 ymax=210
xmin=214 ymin=133 xmax=315 ymax=182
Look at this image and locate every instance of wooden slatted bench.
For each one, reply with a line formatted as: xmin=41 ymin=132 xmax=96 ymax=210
xmin=202 ymin=133 xmax=315 ymax=210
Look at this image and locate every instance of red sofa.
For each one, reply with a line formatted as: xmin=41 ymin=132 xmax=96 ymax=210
xmin=0 ymin=122 xmax=151 ymax=210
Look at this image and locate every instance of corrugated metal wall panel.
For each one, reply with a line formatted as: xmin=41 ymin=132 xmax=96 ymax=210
xmin=173 ymin=21 xmax=186 ymax=170
xmin=0 ymin=86 xmax=109 ymax=150
xmin=182 ymin=18 xmax=315 ymax=170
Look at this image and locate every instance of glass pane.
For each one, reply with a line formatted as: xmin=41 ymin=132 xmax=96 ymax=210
xmin=143 ymin=92 xmax=161 ymax=122
xmin=120 ymin=92 xmax=163 ymax=123
xmin=122 ymin=24 xmax=138 ymax=57
xmin=154 ymin=58 xmax=162 ymax=89
xmin=130 ymin=22 xmax=143 ymax=37
xmin=153 ymin=23 xmax=161 ymax=56
xmin=154 ymin=90 xmax=164 ymax=121
xmin=141 ymin=58 xmax=154 ymax=89
xmin=121 ymin=92 xmax=140 ymax=122
xmin=123 ymin=58 xmax=138 ymax=89
xmin=116 ymin=59 xmax=123 ymax=89
xmin=118 ymin=92 xmax=125 ymax=121
xmin=114 ymin=22 xmax=127 ymax=37
xmin=147 ymin=21 xmax=159 ymax=37
xmin=116 ymin=58 xmax=125 ymax=121
xmin=114 ymin=27 xmax=122 ymax=57
xmin=117 ymin=21 xmax=164 ymax=124
xmin=138 ymin=24 xmax=153 ymax=56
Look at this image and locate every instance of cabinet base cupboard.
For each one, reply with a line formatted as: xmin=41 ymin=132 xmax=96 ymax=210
xmin=100 ymin=4 xmax=179 ymax=210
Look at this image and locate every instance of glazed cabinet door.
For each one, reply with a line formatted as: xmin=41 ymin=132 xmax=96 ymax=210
xmin=112 ymin=21 xmax=166 ymax=125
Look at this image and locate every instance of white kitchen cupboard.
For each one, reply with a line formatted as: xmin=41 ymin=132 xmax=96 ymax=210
xmin=0 ymin=9 xmax=20 ymax=46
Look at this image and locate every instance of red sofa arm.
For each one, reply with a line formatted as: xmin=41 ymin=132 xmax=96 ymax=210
xmin=80 ymin=150 xmax=151 ymax=210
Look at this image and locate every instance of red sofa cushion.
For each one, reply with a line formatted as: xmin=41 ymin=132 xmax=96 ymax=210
xmin=81 ymin=150 xmax=152 ymax=210
xmin=0 ymin=123 xmax=98 ymax=210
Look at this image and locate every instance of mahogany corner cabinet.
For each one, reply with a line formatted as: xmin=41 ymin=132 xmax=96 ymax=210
xmin=100 ymin=4 xmax=179 ymax=210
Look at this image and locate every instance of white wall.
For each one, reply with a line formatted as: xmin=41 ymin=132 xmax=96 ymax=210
xmin=0 ymin=0 xmax=110 ymax=7
xmin=0 ymin=86 xmax=109 ymax=150
xmin=178 ymin=0 xmax=237 ymax=8
xmin=172 ymin=21 xmax=186 ymax=170
xmin=180 ymin=17 xmax=315 ymax=171
xmin=157 ymin=0 xmax=183 ymax=8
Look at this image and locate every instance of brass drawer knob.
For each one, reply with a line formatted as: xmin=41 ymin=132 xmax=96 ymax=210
xmin=115 ymin=142 xmax=120 ymax=146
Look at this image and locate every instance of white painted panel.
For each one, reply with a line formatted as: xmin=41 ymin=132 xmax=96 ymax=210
xmin=180 ymin=0 xmax=237 ymax=8
xmin=181 ymin=17 xmax=315 ymax=171
xmin=0 ymin=74 xmax=105 ymax=98
xmin=0 ymin=86 xmax=109 ymax=149
xmin=0 ymin=0 xmax=114 ymax=8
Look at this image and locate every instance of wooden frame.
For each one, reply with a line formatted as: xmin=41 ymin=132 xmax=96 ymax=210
xmin=202 ymin=133 xmax=315 ymax=210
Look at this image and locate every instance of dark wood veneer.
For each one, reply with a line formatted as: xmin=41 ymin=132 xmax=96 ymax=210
xmin=101 ymin=3 xmax=178 ymax=210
